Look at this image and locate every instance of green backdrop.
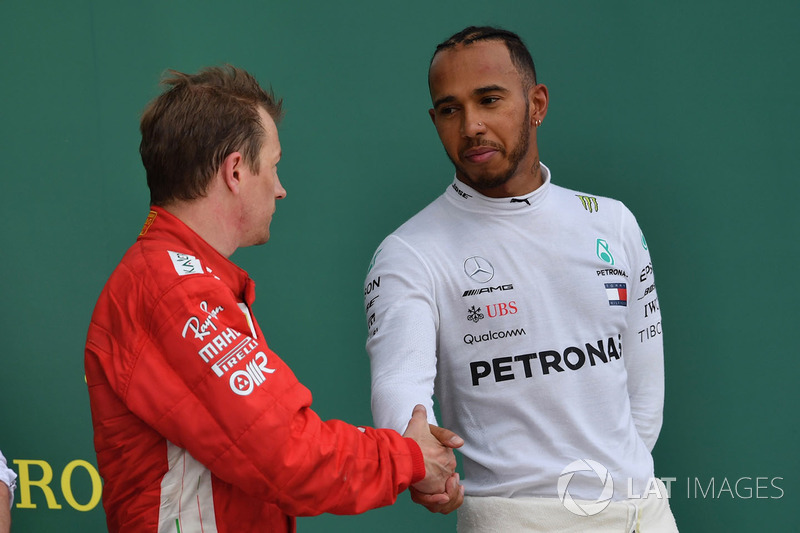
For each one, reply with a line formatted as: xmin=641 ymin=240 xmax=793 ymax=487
xmin=1 ymin=1 xmax=797 ymax=531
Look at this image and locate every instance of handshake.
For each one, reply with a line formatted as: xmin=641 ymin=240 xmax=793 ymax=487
xmin=401 ymin=405 xmax=465 ymax=514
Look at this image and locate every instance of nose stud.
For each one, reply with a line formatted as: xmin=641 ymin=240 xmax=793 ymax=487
xmin=478 ymin=122 xmax=483 ymax=126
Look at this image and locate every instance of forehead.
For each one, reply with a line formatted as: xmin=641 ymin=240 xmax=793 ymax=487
xmin=429 ymin=40 xmax=520 ymax=96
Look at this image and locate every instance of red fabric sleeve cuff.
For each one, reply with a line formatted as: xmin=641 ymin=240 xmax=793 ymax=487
xmin=404 ymin=438 xmax=426 ymax=485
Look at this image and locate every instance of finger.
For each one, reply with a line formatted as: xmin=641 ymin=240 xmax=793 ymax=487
xmin=429 ymin=424 xmax=464 ymax=448
xmin=445 ymin=472 xmax=459 ymax=493
xmin=410 ymin=488 xmax=450 ymax=506
xmin=412 ymin=404 xmax=427 ymax=420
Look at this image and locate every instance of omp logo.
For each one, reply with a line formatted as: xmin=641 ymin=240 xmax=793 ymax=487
xmin=462 ymin=284 xmax=513 ymax=297
xmin=464 ymin=256 xmax=494 ymax=283
xmin=230 ymin=351 xmax=276 ymax=395
xmin=576 ymin=195 xmax=599 ymax=213
xmin=168 ymin=250 xmax=203 ymax=276
xmin=557 ymin=459 xmax=614 ymax=516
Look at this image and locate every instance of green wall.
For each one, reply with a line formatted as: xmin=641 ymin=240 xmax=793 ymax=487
xmin=1 ymin=1 xmax=797 ymax=531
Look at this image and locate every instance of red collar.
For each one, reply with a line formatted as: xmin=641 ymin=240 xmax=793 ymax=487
xmin=137 ymin=206 xmax=255 ymax=305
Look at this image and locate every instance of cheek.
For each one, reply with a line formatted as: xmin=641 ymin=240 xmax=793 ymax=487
xmin=436 ymin=125 xmax=460 ymax=151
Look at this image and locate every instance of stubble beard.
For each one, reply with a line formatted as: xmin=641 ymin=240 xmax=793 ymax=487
xmin=451 ymin=107 xmax=532 ymax=193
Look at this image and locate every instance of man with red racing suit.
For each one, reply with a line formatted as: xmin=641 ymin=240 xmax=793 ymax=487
xmin=85 ymin=65 xmax=462 ymax=533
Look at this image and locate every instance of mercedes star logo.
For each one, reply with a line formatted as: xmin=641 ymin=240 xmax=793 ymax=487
xmin=464 ymin=256 xmax=494 ymax=283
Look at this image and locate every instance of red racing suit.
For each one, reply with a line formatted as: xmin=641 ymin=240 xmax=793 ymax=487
xmin=85 ymin=207 xmax=424 ymax=532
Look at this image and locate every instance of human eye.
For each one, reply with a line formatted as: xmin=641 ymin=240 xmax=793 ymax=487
xmin=438 ymin=106 xmax=458 ymax=116
xmin=481 ymin=96 xmax=500 ymax=105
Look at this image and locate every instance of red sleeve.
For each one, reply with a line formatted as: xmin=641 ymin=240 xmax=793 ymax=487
xmin=122 ymin=275 xmax=424 ymax=516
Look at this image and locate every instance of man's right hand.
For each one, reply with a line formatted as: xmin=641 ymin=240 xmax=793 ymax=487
xmin=402 ymin=404 xmax=463 ymax=495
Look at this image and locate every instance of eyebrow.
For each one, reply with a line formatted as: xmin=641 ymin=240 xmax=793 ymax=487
xmin=475 ymin=84 xmax=508 ymax=95
xmin=433 ymin=95 xmax=456 ymax=109
xmin=433 ymin=85 xmax=510 ymax=109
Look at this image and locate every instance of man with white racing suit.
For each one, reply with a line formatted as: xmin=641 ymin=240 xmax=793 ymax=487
xmin=0 ymin=450 xmax=15 ymax=533
xmin=365 ymin=26 xmax=678 ymax=532
xmin=85 ymin=65 xmax=462 ymax=533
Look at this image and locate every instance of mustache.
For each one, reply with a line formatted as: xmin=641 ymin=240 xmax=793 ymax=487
xmin=463 ymin=139 xmax=505 ymax=153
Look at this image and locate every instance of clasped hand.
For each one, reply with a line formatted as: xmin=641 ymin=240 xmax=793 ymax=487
xmin=402 ymin=405 xmax=465 ymax=514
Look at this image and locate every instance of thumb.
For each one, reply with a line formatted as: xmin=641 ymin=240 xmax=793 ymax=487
xmin=430 ymin=424 xmax=464 ymax=448
xmin=407 ymin=404 xmax=429 ymax=433
xmin=403 ymin=405 xmax=429 ymax=438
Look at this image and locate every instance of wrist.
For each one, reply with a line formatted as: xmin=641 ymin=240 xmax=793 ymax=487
xmin=404 ymin=438 xmax=426 ymax=484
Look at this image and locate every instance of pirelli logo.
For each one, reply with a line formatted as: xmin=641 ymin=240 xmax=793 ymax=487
xmin=576 ymin=195 xmax=599 ymax=213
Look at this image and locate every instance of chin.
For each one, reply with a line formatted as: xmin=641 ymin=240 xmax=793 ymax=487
xmin=247 ymin=232 xmax=270 ymax=247
xmin=462 ymin=170 xmax=514 ymax=191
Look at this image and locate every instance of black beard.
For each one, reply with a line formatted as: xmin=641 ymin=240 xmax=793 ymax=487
xmin=450 ymin=111 xmax=532 ymax=192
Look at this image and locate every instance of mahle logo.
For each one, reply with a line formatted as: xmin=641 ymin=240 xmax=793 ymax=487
xmin=596 ymin=239 xmax=614 ymax=265
xmin=557 ymin=459 xmax=614 ymax=516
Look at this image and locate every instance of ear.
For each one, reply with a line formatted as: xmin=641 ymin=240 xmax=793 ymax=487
xmin=428 ymin=108 xmax=436 ymax=124
xmin=220 ymin=151 xmax=244 ymax=195
xmin=528 ymin=83 xmax=549 ymax=126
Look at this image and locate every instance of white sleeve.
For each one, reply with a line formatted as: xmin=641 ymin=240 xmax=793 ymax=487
xmin=620 ymin=207 xmax=664 ymax=451
xmin=364 ymin=235 xmax=439 ymax=434
xmin=0 ymin=451 xmax=16 ymax=508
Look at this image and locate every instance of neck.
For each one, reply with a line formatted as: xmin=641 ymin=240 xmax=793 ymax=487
xmin=457 ymin=157 xmax=543 ymax=198
xmin=161 ymin=197 xmax=238 ymax=258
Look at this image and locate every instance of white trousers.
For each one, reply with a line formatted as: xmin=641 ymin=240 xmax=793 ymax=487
xmin=458 ymin=479 xmax=679 ymax=533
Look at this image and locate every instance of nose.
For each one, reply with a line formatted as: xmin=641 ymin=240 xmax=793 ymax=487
xmin=275 ymin=174 xmax=287 ymax=199
xmin=461 ymin=107 xmax=486 ymax=138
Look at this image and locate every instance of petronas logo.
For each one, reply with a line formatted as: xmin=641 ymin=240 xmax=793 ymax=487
xmin=576 ymin=195 xmax=599 ymax=213
xmin=596 ymin=239 xmax=615 ymax=265
xmin=367 ymin=248 xmax=382 ymax=274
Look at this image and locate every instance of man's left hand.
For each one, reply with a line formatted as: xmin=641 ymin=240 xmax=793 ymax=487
xmin=410 ymin=472 xmax=464 ymax=514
